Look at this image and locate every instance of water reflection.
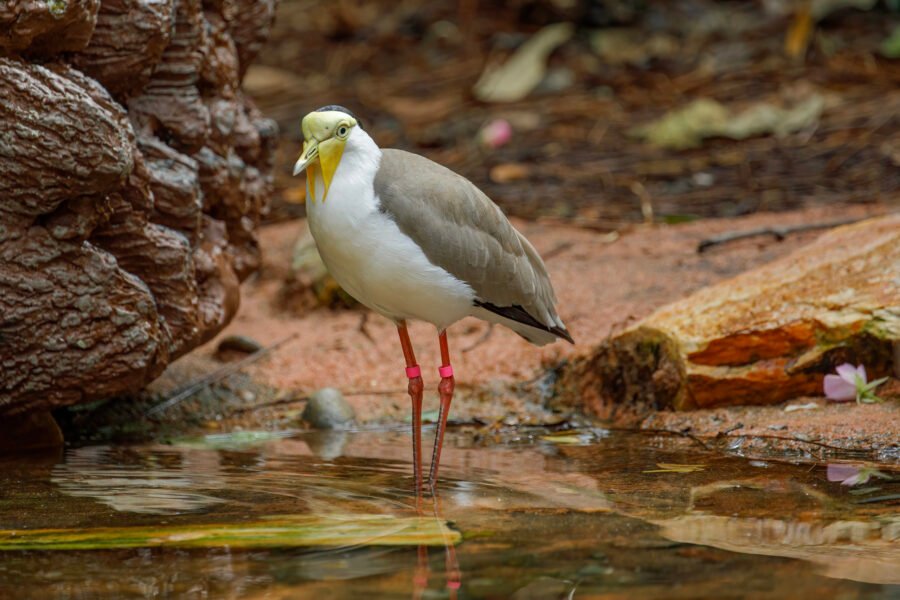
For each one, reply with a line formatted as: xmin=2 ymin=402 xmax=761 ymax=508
xmin=51 ymin=445 xmax=228 ymax=514
xmin=657 ymin=514 xmax=900 ymax=585
xmin=0 ymin=430 xmax=897 ymax=598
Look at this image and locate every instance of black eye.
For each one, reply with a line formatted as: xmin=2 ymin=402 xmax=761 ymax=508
xmin=337 ymin=125 xmax=349 ymax=137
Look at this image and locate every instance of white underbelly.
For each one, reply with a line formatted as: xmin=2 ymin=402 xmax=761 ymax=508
xmin=308 ymin=205 xmax=475 ymax=329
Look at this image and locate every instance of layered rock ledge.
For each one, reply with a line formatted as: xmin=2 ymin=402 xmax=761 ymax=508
xmin=563 ymin=215 xmax=899 ymax=417
xmin=0 ymin=0 xmax=277 ymax=415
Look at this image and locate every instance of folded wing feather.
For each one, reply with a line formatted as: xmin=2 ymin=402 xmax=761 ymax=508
xmin=374 ymin=149 xmax=571 ymax=343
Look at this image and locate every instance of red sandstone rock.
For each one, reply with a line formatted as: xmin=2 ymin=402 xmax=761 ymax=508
xmin=567 ymin=215 xmax=900 ymax=416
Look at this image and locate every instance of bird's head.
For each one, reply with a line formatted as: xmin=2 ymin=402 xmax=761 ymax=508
xmin=293 ymin=105 xmax=361 ymax=201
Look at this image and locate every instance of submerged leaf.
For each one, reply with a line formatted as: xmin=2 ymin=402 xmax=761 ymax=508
xmin=540 ymin=434 xmax=591 ymax=445
xmin=643 ymin=463 xmax=707 ymax=474
xmin=0 ymin=514 xmax=461 ymax=551
xmin=174 ymin=430 xmax=297 ymax=450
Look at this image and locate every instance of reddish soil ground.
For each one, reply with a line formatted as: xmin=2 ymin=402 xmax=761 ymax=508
xmin=153 ymin=202 xmax=898 ymax=457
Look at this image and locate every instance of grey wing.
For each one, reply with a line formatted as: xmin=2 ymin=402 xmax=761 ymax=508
xmin=374 ymin=149 xmax=571 ymax=342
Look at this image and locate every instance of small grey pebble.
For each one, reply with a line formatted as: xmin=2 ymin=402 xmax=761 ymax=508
xmin=217 ymin=335 xmax=263 ymax=354
xmin=302 ymin=388 xmax=355 ymax=429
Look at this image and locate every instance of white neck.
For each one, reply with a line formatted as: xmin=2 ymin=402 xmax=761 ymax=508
xmin=342 ymin=126 xmax=381 ymax=171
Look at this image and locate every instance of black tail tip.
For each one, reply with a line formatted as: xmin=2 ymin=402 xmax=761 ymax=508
xmin=553 ymin=326 xmax=575 ymax=345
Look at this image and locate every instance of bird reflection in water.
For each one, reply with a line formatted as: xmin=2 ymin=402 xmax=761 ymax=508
xmin=412 ymin=489 xmax=461 ymax=600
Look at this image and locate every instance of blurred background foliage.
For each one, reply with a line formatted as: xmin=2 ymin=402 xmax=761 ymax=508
xmin=245 ymin=0 xmax=900 ymax=227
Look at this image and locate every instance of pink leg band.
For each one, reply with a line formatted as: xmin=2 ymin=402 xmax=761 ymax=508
xmin=438 ymin=364 xmax=454 ymax=378
xmin=405 ymin=365 xmax=421 ymax=379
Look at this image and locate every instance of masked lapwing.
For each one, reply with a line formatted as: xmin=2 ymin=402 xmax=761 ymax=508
xmin=293 ymin=105 xmax=573 ymax=490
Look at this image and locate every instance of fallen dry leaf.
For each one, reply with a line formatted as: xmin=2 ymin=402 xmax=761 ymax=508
xmin=784 ymin=401 xmax=820 ymax=412
xmin=490 ymin=162 xmax=530 ymax=183
xmin=473 ymin=22 xmax=574 ymax=103
xmin=590 ymin=28 xmax=679 ymax=66
xmin=283 ymin=185 xmax=306 ymax=204
xmin=632 ymin=95 xmax=824 ymax=150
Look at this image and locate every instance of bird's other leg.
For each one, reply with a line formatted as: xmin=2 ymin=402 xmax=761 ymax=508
xmin=428 ymin=329 xmax=455 ymax=488
xmin=397 ymin=321 xmax=424 ymax=492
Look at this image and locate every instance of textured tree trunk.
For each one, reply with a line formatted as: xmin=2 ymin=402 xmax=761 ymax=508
xmin=0 ymin=0 xmax=278 ymax=415
xmin=562 ymin=215 xmax=900 ymax=417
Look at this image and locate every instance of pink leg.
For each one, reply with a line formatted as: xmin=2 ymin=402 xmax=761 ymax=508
xmin=397 ymin=322 xmax=424 ymax=492
xmin=428 ymin=330 xmax=455 ymax=487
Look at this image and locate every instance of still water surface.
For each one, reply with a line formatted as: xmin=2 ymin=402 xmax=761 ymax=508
xmin=0 ymin=429 xmax=897 ymax=598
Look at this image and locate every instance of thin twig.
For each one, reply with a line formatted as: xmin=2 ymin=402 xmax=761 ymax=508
xmin=608 ymin=426 xmax=713 ymax=451
xmin=146 ymin=334 xmax=298 ymax=417
xmin=854 ymin=493 xmax=900 ymax=505
xmin=229 ymin=393 xmax=308 ymax=414
xmin=632 ymin=425 xmax=873 ymax=456
xmin=357 ymin=312 xmax=376 ymax=344
xmin=541 ymin=241 xmax=574 ymax=261
xmin=696 ymin=217 xmax=863 ymax=253
xmin=462 ymin=323 xmax=494 ymax=353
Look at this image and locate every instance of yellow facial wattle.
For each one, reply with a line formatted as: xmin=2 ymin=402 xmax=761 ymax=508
xmin=293 ymin=110 xmax=357 ymax=203
xmin=316 ymin=137 xmax=345 ymax=202
xmin=307 ymin=164 xmax=317 ymax=203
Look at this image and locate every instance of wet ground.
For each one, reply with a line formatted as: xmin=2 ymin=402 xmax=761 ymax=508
xmin=1 ymin=429 xmax=897 ymax=599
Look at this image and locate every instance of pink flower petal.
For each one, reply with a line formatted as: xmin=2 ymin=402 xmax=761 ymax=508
xmin=835 ymin=363 xmax=862 ymax=385
xmin=824 ymin=374 xmax=856 ymax=401
xmin=480 ymin=119 xmax=513 ymax=149
xmin=855 ymin=364 xmax=867 ymax=383
xmin=827 ymin=463 xmax=859 ymax=483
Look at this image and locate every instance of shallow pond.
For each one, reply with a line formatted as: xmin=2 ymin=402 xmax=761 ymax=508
xmin=0 ymin=428 xmax=897 ymax=599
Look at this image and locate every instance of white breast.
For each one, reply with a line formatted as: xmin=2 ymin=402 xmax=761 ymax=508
xmin=305 ymin=132 xmax=475 ymax=330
